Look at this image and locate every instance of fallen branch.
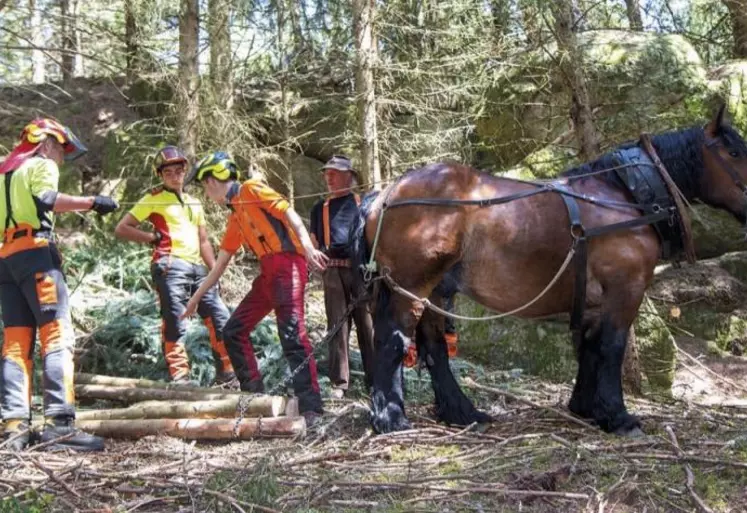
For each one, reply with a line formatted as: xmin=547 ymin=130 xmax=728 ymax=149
xmin=665 ymin=425 xmax=714 ymax=513
xmin=77 ymin=417 xmax=306 ymax=440
xmin=76 ymin=395 xmax=288 ymax=421
xmin=675 ymin=344 xmax=747 ymax=395
xmin=462 ymin=377 xmax=594 ymax=431
xmin=279 ymin=479 xmax=590 ymax=499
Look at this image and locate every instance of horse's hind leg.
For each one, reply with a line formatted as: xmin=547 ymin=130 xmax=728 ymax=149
xmin=570 ymin=307 xmax=642 ymax=436
xmin=370 ymin=285 xmax=422 ymax=433
xmin=417 ymin=296 xmax=492 ymax=426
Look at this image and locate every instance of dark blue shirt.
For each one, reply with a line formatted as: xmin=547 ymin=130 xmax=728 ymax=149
xmin=310 ymin=193 xmax=359 ymax=259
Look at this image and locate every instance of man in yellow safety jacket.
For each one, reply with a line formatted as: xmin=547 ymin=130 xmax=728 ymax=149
xmin=0 ymin=118 xmax=118 ymax=451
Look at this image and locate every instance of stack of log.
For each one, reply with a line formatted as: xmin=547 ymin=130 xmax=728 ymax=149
xmin=73 ymin=373 xmax=305 ymax=440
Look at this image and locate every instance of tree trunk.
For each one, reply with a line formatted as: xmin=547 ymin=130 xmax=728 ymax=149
xmin=622 ymin=326 xmax=643 ymax=395
xmin=624 ymin=0 xmax=643 ymax=31
xmin=75 ymin=396 xmax=290 ymax=421
xmin=208 ymin=0 xmax=233 ymax=109
xmin=353 ymin=0 xmax=382 ymax=190
xmin=77 ymin=417 xmax=306 ymax=440
xmin=724 ymin=0 xmax=747 ymax=58
xmin=124 ymin=0 xmax=138 ymax=80
xmin=550 ymin=1 xmax=601 ymax=161
xmin=276 ymin=0 xmax=294 ymax=205
xmin=178 ymin=0 xmax=200 ymax=159
xmin=29 ymin=0 xmax=45 ymax=84
xmin=59 ymin=0 xmax=75 ymax=83
xmin=75 ymin=384 xmax=247 ymax=404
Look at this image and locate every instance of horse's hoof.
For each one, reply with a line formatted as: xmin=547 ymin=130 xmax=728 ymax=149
xmin=614 ymin=425 xmax=645 ymax=438
xmin=370 ymin=405 xmax=411 ymax=434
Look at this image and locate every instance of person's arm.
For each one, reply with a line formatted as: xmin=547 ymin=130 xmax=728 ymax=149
xmin=285 ymin=208 xmax=328 ymax=271
xmin=199 ymin=225 xmax=217 ymax=270
xmin=114 ymin=213 xmax=159 ymax=244
xmin=182 ymin=249 xmax=233 ymax=318
xmin=52 ymin=193 xmax=94 ymax=212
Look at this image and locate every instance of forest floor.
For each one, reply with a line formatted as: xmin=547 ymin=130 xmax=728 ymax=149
xmin=2 ymin=338 xmax=747 ymax=513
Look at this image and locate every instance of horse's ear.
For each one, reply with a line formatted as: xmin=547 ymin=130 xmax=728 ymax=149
xmin=706 ymin=102 xmax=728 ymax=136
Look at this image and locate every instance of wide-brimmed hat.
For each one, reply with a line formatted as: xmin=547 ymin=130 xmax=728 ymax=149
xmin=320 ymin=155 xmax=360 ymax=182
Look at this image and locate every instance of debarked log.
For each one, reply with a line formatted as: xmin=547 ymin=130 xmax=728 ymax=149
xmin=74 ymin=373 xmax=238 ymax=392
xmin=75 ymin=384 xmax=250 ymax=404
xmin=76 ymin=417 xmax=306 ymax=440
xmin=75 ymin=395 xmax=288 ymax=421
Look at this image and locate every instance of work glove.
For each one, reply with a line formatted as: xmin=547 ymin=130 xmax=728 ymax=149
xmin=151 ymin=231 xmax=163 ymax=246
xmin=91 ymin=195 xmax=119 ymax=215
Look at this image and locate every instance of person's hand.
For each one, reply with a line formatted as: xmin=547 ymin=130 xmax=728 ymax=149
xmin=151 ymin=231 xmax=162 ymax=245
xmin=305 ymin=247 xmax=329 ymax=272
xmin=91 ymin=195 xmax=119 ymax=215
xmin=181 ymin=296 xmax=199 ymax=320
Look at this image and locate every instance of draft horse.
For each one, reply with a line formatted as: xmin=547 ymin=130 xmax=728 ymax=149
xmin=352 ymin=106 xmax=747 ymax=436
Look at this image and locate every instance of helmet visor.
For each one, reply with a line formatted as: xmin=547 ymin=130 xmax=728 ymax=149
xmin=62 ymin=127 xmax=88 ymax=161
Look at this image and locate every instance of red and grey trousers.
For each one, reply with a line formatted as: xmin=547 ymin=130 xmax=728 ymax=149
xmin=0 ymin=237 xmax=75 ymax=421
xmin=224 ymin=252 xmax=322 ymax=414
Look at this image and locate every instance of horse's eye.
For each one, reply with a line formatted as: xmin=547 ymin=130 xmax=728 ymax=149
xmin=729 ymin=151 xmax=740 ymax=158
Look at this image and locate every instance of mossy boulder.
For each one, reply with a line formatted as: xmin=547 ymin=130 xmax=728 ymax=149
xmin=635 ymin=297 xmax=676 ymax=397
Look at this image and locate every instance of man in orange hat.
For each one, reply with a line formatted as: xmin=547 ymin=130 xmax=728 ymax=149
xmin=0 ymin=118 xmax=118 ymax=451
xmin=115 ymin=146 xmax=236 ymax=386
xmin=309 ymin=155 xmax=375 ymax=398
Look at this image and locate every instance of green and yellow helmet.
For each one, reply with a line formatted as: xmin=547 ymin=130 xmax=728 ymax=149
xmin=187 ymin=151 xmax=239 ymax=185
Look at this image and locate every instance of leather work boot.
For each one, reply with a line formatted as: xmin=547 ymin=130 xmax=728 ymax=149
xmin=170 ymin=376 xmax=200 ymax=388
xmin=213 ymin=371 xmax=239 ymax=389
xmin=39 ymin=416 xmax=105 ymax=452
xmin=2 ymin=419 xmax=32 ymax=451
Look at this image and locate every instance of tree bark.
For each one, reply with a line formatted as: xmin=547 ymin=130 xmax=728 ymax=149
xmin=75 ymin=384 xmax=247 ymax=404
xmin=353 ymin=0 xmax=382 ymax=190
xmin=276 ymin=0 xmax=294 ymax=205
xmin=724 ymin=0 xmax=747 ymax=58
xmin=178 ymin=0 xmax=200 ymax=159
xmin=622 ymin=326 xmax=643 ymax=395
xmin=29 ymin=0 xmax=45 ymax=84
xmin=77 ymin=417 xmax=306 ymax=440
xmin=59 ymin=0 xmax=75 ymax=83
xmin=208 ymin=0 xmax=233 ymax=109
xmin=550 ymin=1 xmax=601 ymax=161
xmin=624 ymin=0 xmax=643 ymax=31
xmin=75 ymin=396 xmax=289 ymax=421
xmin=124 ymin=0 xmax=138 ymax=80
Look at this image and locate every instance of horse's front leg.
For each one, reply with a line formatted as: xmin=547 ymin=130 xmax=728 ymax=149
xmin=417 ymin=301 xmax=492 ymax=426
xmin=370 ymin=287 xmax=420 ymax=433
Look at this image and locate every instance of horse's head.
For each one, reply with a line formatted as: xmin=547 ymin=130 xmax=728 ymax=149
xmin=699 ymin=104 xmax=747 ymax=225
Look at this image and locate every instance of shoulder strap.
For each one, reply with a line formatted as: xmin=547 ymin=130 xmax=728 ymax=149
xmin=4 ymin=172 xmax=17 ymax=230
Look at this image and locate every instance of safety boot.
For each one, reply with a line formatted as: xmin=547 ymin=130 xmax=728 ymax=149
xmin=39 ymin=416 xmax=105 ymax=452
xmin=2 ymin=419 xmax=31 ymax=451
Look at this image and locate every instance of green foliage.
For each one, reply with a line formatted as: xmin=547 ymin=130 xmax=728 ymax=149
xmin=206 ymin=458 xmax=280 ymax=507
xmin=0 ymin=491 xmax=54 ymax=513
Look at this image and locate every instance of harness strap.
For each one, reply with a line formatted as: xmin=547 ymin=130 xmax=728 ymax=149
xmin=4 ymin=172 xmax=17 ymax=231
xmin=557 ymin=190 xmax=586 ymax=336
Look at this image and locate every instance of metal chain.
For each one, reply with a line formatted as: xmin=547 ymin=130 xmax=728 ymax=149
xmin=232 ymin=278 xmax=381 ymax=437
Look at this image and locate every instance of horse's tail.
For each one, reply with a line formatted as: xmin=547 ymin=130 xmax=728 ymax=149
xmin=350 ymin=190 xmax=381 ymax=294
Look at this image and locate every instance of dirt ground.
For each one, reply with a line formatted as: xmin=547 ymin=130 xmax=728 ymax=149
xmin=2 ymin=350 xmax=747 ymax=513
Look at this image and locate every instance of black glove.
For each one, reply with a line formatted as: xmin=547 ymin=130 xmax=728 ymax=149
xmin=91 ymin=195 xmax=119 ymax=215
xmin=151 ymin=231 xmax=162 ymax=246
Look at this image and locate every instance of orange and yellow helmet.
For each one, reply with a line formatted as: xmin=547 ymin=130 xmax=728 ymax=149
xmin=20 ymin=118 xmax=87 ymax=161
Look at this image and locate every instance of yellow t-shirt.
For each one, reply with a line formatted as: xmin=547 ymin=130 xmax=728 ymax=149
xmin=0 ymin=156 xmax=59 ymax=233
xmin=129 ymin=187 xmax=205 ymax=265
